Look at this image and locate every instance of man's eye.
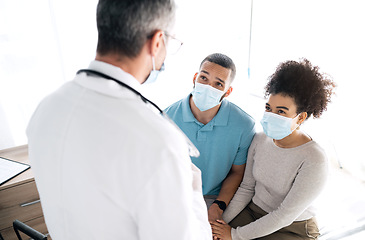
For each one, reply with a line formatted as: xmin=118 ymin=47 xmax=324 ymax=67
xmin=200 ymin=76 xmax=207 ymax=80
xmin=265 ymin=106 xmax=271 ymax=111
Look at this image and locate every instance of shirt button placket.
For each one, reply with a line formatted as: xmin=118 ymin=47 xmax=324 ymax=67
xmin=197 ymin=130 xmax=207 ymax=142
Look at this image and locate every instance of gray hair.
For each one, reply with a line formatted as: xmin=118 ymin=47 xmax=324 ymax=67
xmin=96 ymin=0 xmax=176 ymax=58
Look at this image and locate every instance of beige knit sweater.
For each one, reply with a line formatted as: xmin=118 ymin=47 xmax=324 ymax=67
xmin=223 ymin=132 xmax=328 ymax=240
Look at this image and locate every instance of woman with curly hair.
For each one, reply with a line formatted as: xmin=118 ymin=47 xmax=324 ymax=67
xmin=211 ymin=59 xmax=336 ymax=240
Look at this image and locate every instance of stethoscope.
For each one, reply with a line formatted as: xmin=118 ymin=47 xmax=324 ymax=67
xmin=76 ymin=69 xmax=200 ymax=157
xmin=77 ymin=69 xmax=163 ymax=114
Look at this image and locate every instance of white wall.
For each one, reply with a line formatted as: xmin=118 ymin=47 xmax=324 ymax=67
xmin=1 ymin=0 xmax=364 ymax=179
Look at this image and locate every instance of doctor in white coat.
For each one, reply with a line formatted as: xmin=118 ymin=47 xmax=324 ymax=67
xmin=26 ymin=0 xmax=212 ymax=239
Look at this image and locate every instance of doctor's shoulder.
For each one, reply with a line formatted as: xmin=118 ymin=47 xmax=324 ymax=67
xmin=143 ymin=115 xmax=193 ymax=171
xmin=138 ymin=107 xmax=190 ymax=155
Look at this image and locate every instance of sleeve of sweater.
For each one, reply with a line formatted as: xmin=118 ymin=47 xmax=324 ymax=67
xmin=229 ymin=144 xmax=328 ymax=240
xmin=222 ymin=134 xmax=259 ymax=223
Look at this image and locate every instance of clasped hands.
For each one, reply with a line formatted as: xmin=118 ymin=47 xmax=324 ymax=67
xmin=208 ymin=204 xmax=232 ymax=240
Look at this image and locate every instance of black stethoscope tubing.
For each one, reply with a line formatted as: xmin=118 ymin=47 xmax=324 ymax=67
xmin=77 ymin=69 xmax=164 ymax=114
xmin=76 ymin=68 xmax=200 ymax=157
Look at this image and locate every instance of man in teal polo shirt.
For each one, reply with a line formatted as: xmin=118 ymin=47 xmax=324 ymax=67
xmin=165 ymin=53 xmax=255 ymax=222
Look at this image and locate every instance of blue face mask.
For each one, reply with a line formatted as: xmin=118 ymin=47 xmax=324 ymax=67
xmin=260 ymin=111 xmax=300 ymax=140
xmin=144 ymin=56 xmax=165 ymax=84
xmin=191 ymin=82 xmax=225 ymax=111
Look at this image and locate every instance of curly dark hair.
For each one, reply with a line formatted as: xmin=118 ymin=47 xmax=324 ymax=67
xmin=265 ymin=58 xmax=336 ymax=119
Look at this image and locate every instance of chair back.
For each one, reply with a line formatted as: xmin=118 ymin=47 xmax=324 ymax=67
xmin=13 ymin=220 xmax=48 ymax=240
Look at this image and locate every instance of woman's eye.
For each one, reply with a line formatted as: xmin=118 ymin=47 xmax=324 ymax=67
xmin=200 ymin=76 xmax=207 ymax=81
xmin=265 ymin=106 xmax=271 ymax=111
xmin=278 ymin=110 xmax=286 ymax=114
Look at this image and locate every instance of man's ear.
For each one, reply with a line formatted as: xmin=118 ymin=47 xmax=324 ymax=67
xmin=149 ymin=30 xmax=164 ymax=56
xmin=193 ymin=72 xmax=198 ymax=85
xmin=224 ymin=86 xmax=233 ymax=97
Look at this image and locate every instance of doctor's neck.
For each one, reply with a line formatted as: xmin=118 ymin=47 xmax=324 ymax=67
xmin=95 ymin=52 xmax=150 ymax=84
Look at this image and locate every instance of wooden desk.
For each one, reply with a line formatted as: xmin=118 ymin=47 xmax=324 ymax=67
xmin=0 ymin=145 xmax=49 ymax=239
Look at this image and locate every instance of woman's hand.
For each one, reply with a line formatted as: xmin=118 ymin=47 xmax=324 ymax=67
xmin=211 ymin=219 xmax=232 ymax=240
xmin=208 ymin=203 xmax=224 ymax=223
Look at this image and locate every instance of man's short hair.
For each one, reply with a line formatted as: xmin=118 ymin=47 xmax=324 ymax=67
xmin=96 ymin=0 xmax=176 ymax=58
xmin=200 ymin=53 xmax=236 ymax=82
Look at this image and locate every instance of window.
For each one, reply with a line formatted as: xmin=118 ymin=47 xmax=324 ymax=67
xmin=0 ymin=0 xmax=97 ymax=148
xmin=247 ymin=0 xmax=365 ymax=181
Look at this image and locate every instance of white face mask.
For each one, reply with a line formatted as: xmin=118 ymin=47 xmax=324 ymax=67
xmin=144 ymin=56 xmax=165 ymax=84
xmin=260 ymin=111 xmax=300 ymax=140
xmin=191 ymin=82 xmax=225 ymax=111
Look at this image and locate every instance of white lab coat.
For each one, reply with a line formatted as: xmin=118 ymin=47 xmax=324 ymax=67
xmin=26 ymin=60 xmax=212 ymax=240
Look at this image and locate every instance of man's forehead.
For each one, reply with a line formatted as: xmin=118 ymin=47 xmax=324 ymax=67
xmin=200 ymin=61 xmax=232 ymax=80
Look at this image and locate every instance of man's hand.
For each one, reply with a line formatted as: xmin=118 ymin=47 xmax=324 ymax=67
xmin=208 ymin=203 xmax=224 ymax=223
xmin=211 ymin=220 xmax=232 ymax=240
xmin=210 ymin=164 xmax=245 ymax=222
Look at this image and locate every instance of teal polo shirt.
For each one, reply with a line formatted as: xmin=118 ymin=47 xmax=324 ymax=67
xmin=165 ymin=94 xmax=255 ymax=195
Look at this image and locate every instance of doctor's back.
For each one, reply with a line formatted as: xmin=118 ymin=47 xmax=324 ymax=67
xmin=26 ymin=0 xmax=211 ymax=239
